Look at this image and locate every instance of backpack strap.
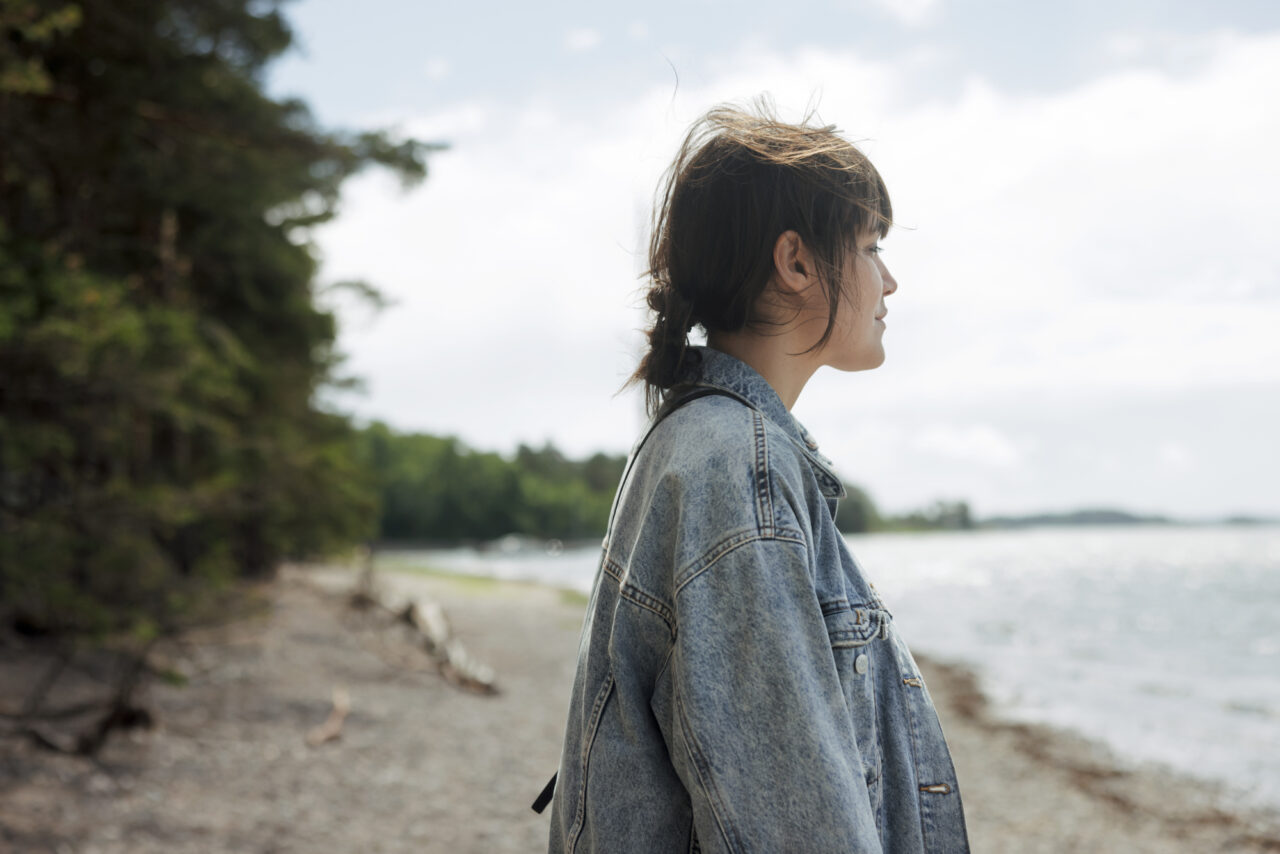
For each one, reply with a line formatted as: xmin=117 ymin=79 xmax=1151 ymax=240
xmin=531 ymin=385 xmax=740 ymax=815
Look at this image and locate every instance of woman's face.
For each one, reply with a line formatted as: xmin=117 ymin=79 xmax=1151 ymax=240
xmin=817 ymin=229 xmax=897 ymax=372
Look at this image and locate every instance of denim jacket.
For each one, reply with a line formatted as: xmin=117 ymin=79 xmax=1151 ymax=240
xmin=547 ymin=346 xmax=970 ymax=853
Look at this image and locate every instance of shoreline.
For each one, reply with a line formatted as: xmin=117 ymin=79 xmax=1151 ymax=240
xmin=2 ymin=562 xmax=1277 ymax=853
xmin=913 ymin=651 xmax=1280 ymax=851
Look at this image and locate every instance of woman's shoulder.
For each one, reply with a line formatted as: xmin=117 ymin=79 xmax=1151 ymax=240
xmin=637 ymin=393 xmax=818 ymax=516
xmin=647 ymin=392 xmax=758 ymax=466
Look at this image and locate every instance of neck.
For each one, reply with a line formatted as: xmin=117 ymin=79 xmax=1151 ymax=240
xmin=705 ymin=327 xmax=822 ymax=411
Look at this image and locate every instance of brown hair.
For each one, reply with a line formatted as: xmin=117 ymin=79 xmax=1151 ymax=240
xmin=628 ymin=98 xmax=893 ymax=415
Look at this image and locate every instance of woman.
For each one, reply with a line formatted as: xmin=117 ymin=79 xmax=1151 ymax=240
xmin=542 ymin=101 xmax=971 ymax=853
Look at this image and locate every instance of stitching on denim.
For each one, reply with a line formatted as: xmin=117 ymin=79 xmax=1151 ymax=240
xmin=830 ymin=634 xmax=877 ymax=649
xmin=752 ymin=410 xmax=774 ymax=538
xmin=821 ymin=598 xmax=889 ymax=617
xmin=602 ymin=555 xmax=624 ymax=584
xmin=673 ymin=529 xmax=807 ymax=594
xmin=675 ymin=684 xmax=745 ymax=854
xmin=619 ymin=581 xmax=675 ymax=635
xmin=605 ymin=555 xmax=676 ymax=634
xmin=824 ymin=607 xmax=887 ymax=647
xmin=566 ymin=671 xmax=616 ymax=854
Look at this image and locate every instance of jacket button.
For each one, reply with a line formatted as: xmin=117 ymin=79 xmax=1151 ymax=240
xmin=855 ymin=654 xmax=869 ymax=675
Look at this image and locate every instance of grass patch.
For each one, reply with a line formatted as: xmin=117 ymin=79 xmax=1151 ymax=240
xmin=378 ymin=560 xmax=502 ymax=590
xmin=374 ymin=557 xmax=591 ymax=607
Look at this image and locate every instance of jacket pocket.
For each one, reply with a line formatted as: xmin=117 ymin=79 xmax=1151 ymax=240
xmin=824 ymin=604 xmax=883 ymax=649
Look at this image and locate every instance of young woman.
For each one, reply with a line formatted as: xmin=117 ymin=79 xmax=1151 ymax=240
xmin=542 ymin=102 xmax=971 ymax=853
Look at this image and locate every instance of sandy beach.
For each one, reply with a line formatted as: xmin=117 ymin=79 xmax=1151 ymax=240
xmin=2 ymin=562 xmax=1278 ymax=853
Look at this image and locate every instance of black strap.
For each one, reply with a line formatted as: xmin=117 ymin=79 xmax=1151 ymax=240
xmin=530 ymin=386 xmax=741 ymax=816
xmin=531 ymin=772 xmax=557 ymax=814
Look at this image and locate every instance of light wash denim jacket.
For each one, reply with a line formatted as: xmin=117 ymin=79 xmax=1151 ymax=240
xmin=547 ymin=346 xmax=970 ymax=853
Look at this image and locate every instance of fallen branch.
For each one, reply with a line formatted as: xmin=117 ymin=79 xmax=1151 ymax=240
xmin=345 ymin=554 xmax=497 ymax=695
xmin=305 ymin=686 xmax=350 ymax=747
xmin=397 ymin=600 xmax=497 ymax=694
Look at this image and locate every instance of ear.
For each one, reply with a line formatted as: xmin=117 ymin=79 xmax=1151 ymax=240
xmin=772 ymin=230 xmax=816 ymax=297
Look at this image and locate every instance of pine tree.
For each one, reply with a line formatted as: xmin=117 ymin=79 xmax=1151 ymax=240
xmin=0 ymin=0 xmax=440 ymax=643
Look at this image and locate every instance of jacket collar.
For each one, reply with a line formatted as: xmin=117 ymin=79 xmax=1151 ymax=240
xmin=679 ymin=346 xmax=846 ymax=499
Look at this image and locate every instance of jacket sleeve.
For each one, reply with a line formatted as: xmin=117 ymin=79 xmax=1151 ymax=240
xmin=668 ymin=534 xmax=883 ymax=854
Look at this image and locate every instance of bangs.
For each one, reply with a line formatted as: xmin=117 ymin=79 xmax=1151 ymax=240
xmin=850 ymin=157 xmax=894 ymax=240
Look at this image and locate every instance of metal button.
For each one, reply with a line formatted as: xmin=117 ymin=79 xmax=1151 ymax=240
xmin=855 ymin=654 xmax=869 ymax=675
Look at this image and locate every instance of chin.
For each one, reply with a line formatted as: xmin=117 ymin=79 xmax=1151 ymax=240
xmin=836 ymin=349 xmax=886 ymax=373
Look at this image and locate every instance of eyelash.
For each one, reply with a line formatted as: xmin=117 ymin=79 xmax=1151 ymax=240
xmin=866 ymin=245 xmax=882 ymax=255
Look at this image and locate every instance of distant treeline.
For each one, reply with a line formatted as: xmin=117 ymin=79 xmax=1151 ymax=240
xmin=357 ymin=424 xmax=975 ymax=542
xmin=357 ymin=423 xmax=625 ymax=543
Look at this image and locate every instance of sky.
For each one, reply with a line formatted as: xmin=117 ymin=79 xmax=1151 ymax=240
xmin=264 ymin=0 xmax=1280 ymax=520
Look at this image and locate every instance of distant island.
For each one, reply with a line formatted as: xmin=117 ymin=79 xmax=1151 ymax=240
xmin=977 ymin=508 xmax=1279 ymax=529
xmin=836 ymin=493 xmax=1278 ymax=534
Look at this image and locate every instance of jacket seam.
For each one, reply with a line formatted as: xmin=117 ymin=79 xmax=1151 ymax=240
xmin=606 ymin=555 xmax=677 ymax=634
xmin=673 ymin=528 xmax=806 ymax=595
xmin=620 ymin=581 xmax=675 ymax=635
xmin=675 ymin=681 xmax=745 ymax=854
xmin=566 ymin=671 xmax=616 ymax=854
xmin=751 ymin=410 xmax=775 ymax=537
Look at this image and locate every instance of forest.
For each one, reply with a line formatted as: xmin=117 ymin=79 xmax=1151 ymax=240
xmin=0 ymin=0 xmax=436 ymax=644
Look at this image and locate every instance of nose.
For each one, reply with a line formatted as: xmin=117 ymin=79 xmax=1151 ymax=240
xmin=878 ymin=256 xmax=898 ymax=295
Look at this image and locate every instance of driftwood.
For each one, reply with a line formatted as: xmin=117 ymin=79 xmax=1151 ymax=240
xmin=347 ymin=551 xmax=497 ymax=695
xmin=305 ymin=686 xmax=350 ymax=746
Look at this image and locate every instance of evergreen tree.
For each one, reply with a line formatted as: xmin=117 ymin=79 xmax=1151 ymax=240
xmin=0 ymin=0 xmax=439 ymax=638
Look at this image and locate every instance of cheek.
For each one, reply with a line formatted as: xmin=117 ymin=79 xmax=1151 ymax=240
xmin=856 ymin=257 xmax=880 ymax=294
xmin=857 ymin=267 xmax=881 ymax=310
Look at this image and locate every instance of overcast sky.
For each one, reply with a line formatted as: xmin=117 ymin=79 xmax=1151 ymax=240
xmin=265 ymin=0 xmax=1280 ymax=519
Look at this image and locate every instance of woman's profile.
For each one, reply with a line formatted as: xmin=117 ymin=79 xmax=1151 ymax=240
xmin=542 ymin=99 xmax=970 ymax=853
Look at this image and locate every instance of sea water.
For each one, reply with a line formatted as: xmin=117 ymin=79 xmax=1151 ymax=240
xmin=393 ymin=524 xmax=1280 ymax=811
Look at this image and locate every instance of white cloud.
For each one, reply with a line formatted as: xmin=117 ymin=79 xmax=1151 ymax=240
xmin=911 ymin=424 xmax=1027 ymax=468
xmin=423 ymin=58 xmax=451 ymax=81
xmin=865 ymin=0 xmax=941 ymax=27
xmin=1157 ymin=440 xmax=1193 ymax=470
xmin=1098 ymin=27 xmax=1244 ymax=70
xmin=312 ymin=29 xmax=1280 ymax=515
xmin=564 ymin=27 xmax=602 ymax=52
